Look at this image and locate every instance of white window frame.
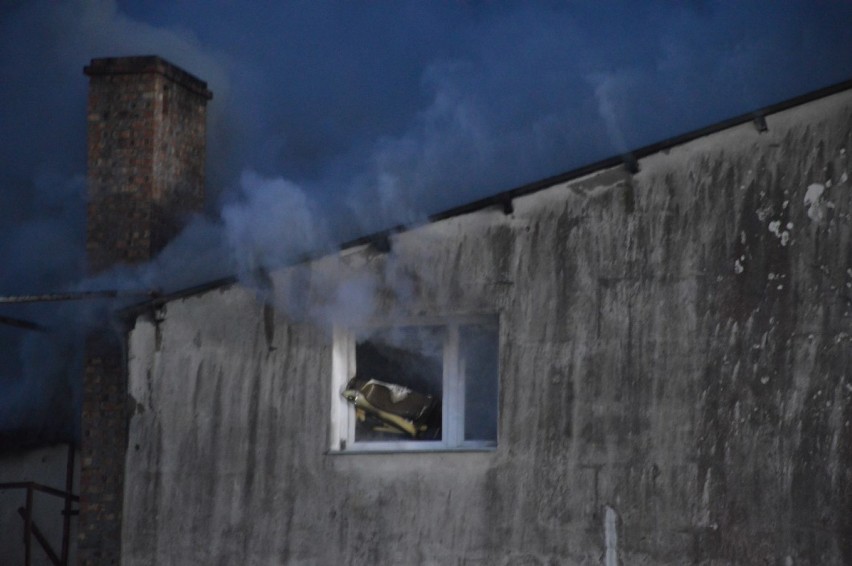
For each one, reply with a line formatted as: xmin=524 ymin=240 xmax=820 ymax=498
xmin=330 ymin=315 xmax=498 ymax=453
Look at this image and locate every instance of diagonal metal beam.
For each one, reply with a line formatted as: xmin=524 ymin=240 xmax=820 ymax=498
xmin=0 ymin=289 xmax=157 ymax=304
xmin=17 ymin=507 xmax=61 ymax=566
xmin=0 ymin=314 xmax=49 ymax=332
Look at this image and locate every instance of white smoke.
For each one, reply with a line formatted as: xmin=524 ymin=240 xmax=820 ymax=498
xmin=2 ymin=0 xmax=852 ymax=443
xmin=221 ymin=171 xmax=330 ymax=275
xmin=588 ymin=71 xmax=634 ymax=154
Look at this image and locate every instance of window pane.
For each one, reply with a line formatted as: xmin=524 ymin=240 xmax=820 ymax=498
xmin=353 ymin=326 xmax=443 ymax=441
xmin=461 ymin=324 xmax=499 ymax=442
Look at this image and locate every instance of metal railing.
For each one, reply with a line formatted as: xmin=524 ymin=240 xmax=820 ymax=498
xmin=0 ymin=444 xmax=78 ymax=566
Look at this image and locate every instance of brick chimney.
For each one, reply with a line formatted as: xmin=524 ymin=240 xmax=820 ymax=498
xmin=84 ymin=56 xmax=212 ymax=272
xmin=79 ymin=56 xmax=212 ymax=565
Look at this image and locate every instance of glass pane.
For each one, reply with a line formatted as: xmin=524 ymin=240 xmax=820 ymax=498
xmin=352 ymin=326 xmax=444 ymax=441
xmin=461 ymin=324 xmax=499 ymax=442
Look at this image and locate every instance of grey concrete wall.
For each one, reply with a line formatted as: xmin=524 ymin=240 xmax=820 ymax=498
xmin=123 ymin=89 xmax=852 ymax=564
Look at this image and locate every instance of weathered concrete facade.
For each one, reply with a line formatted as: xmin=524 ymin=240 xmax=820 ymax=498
xmin=123 ymin=87 xmax=852 ymax=564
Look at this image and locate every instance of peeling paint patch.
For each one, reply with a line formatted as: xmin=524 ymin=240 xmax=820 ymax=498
xmin=804 ymin=183 xmax=827 ymax=223
xmin=768 ymin=220 xmax=791 ymax=246
xmin=604 ymin=506 xmax=618 ymax=566
xmin=756 ymin=202 xmax=773 ymax=222
xmin=128 ymin=393 xmax=146 ymax=416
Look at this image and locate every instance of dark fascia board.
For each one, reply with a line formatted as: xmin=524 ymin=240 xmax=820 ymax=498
xmin=120 ymin=76 xmax=852 ymax=317
xmin=118 ymin=276 xmax=237 ymax=320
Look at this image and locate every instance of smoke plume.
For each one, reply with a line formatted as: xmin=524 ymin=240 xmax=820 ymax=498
xmin=1 ymin=0 xmax=852 ymax=444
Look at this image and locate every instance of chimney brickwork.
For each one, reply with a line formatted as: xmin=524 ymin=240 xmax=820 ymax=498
xmin=85 ymin=56 xmax=211 ymax=272
xmin=80 ymin=56 xmax=211 ymax=565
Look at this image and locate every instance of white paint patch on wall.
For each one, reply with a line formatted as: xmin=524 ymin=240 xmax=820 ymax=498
xmin=604 ymin=505 xmax=618 ymax=566
xmin=804 ymin=183 xmax=827 ymax=223
xmin=768 ymin=220 xmax=792 ymax=246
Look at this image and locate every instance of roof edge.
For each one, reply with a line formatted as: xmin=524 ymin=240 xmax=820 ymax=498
xmin=117 ymin=276 xmax=237 ymax=320
xmin=120 ymin=76 xmax=852 ymax=315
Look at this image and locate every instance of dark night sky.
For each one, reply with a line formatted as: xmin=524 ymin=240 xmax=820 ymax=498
xmin=1 ymin=0 xmax=852 ymax=442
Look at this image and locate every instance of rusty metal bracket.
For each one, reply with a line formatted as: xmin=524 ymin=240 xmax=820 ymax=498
xmin=369 ymin=234 xmax=392 ymax=254
xmin=622 ymin=152 xmax=640 ymax=174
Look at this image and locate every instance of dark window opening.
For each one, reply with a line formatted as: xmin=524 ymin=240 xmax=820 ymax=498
xmin=351 ymin=326 xmax=443 ymax=441
xmin=336 ymin=318 xmax=499 ymax=450
xmin=461 ymin=324 xmax=498 ymax=442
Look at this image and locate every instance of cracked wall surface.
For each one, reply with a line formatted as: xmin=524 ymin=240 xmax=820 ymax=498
xmin=123 ymin=88 xmax=852 ymax=565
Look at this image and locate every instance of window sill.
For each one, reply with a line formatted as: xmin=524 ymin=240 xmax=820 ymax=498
xmin=325 ymin=443 xmax=497 ymax=456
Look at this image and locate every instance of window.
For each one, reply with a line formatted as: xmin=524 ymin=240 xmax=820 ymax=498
xmin=330 ymin=316 xmax=499 ymax=452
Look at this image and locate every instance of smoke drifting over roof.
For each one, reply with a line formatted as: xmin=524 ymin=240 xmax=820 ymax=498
xmin=1 ymin=0 xmax=852 ymax=444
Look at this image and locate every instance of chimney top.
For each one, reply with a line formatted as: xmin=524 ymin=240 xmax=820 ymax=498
xmin=84 ymin=55 xmax=211 ymax=272
xmin=84 ymin=55 xmax=213 ymax=100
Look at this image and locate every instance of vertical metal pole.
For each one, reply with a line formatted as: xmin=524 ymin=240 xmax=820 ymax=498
xmin=61 ymin=443 xmax=75 ymax=565
xmin=25 ymin=483 xmax=33 ymax=566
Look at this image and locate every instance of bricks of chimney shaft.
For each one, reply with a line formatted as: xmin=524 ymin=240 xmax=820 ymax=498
xmin=79 ymin=56 xmax=212 ymax=566
xmin=83 ymin=56 xmax=212 ymax=274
